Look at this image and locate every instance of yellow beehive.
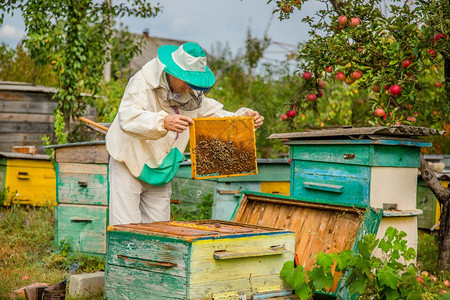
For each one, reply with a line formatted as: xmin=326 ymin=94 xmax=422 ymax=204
xmin=0 ymin=152 xmax=56 ymax=206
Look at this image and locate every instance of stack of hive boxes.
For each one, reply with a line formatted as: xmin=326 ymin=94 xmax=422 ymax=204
xmin=272 ymin=127 xmax=433 ymax=253
xmin=52 ymin=141 xmax=109 ymax=256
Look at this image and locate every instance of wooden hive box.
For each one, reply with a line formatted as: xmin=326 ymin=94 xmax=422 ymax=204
xmin=0 ymin=152 xmax=56 ymax=206
xmin=230 ymin=191 xmax=383 ymax=299
xmin=105 ymin=220 xmax=295 ymax=299
xmin=189 ymin=116 xmax=258 ymax=180
xmin=49 ymin=141 xmax=109 ymax=255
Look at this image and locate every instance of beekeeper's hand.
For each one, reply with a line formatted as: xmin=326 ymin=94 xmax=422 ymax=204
xmin=244 ymin=110 xmax=264 ymax=129
xmin=164 ymin=115 xmax=193 ymax=133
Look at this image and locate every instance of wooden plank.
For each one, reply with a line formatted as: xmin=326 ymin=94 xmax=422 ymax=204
xmin=188 ymin=274 xmax=292 ymax=299
xmin=0 ymin=113 xmax=53 ymax=122
xmin=106 ymin=230 xmax=188 ymax=278
xmin=105 ymin=265 xmax=187 ymax=299
xmin=55 ymin=144 xmax=109 ymax=164
xmin=291 ymin=161 xmax=370 ymax=207
xmin=1 ymin=142 xmax=45 ymax=154
xmin=0 ymin=90 xmax=54 ymax=102
xmin=57 ymin=163 xmax=108 ymax=205
xmin=0 ymin=122 xmax=53 ymax=133
xmin=0 ymin=99 xmax=56 ymax=114
xmin=189 ymin=232 xmax=295 ymax=284
xmin=55 ymin=204 xmax=107 ymax=254
xmin=0 ymin=132 xmax=48 ymax=143
xmin=292 ymin=144 xmax=371 ymax=166
xmin=58 ymin=162 xmax=107 ymax=175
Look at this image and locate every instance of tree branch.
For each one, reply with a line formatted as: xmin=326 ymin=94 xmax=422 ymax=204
xmin=419 ymin=154 xmax=450 ymax=205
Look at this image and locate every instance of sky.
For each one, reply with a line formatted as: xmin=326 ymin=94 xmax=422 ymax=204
xmin=0 ymin=0 xmax=324 ymax=64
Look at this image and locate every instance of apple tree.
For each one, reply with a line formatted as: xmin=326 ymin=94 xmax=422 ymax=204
xmin=270 ymin=0 xmax=450 ymax=269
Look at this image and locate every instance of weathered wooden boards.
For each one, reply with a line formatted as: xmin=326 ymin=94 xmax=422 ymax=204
xmin=231 ymin=192 xmax=382 ymax=296
xmin=53 ymin=142 xmax=109 ymax=255
xmin=0 ymin=82 xmax=97 ymax=153
xmin=105 ymin=221 xmax=295 ymax=299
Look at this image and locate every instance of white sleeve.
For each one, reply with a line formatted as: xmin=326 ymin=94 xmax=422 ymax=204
xmin=117 ymin=76 xmax=169 ymax=140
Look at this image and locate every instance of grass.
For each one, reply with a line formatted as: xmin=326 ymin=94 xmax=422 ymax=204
xmin=0 ymin=205 xmax=104 ymax=299
xmin=1 ymin=205 xmax=448 ymax=299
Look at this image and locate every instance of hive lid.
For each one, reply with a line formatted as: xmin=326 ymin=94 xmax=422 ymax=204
xmin=230 ymin=191 xmax=383 ymax=295
xmin=268 ymin=125 xmax=445 ymax=141
xmin=189 ymin=116 xmax=258 ymax=179
xmin=107 ymin=220 xmax=292 ymax=241
xmin=0 ymin=151 xmax=51 ymax=161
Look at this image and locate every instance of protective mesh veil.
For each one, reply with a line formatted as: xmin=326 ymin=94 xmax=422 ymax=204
xmin=166 ymin=90 xmax=204 ymax=111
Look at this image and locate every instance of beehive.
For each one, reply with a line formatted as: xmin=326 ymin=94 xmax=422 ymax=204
xmin=50 ymin=141 xmax=109 ymax=255
xmin=0 ymin=152 xmax=56 ymax=206
xmin=105 ymin=220 xmax=295 ymax=299
xmin=231 ymin=192 xmax=383 ymax=298
xmin=189 ymin=116 xmax=257 ymax=180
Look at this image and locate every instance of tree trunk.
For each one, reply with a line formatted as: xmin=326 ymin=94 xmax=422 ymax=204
xmin=419 ymin=154 xmax=450 ymax=270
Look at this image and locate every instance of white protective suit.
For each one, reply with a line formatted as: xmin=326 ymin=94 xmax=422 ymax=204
xmin=106 ymin=57 xmax=251 ymax=224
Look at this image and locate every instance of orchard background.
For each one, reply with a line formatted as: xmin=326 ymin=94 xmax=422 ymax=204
xmin=0 ymin=0 xmax=449 ymax=270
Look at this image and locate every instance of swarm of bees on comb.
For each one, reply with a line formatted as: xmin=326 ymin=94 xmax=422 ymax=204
xmin=194 ymin=136 xmax=256 ymax=176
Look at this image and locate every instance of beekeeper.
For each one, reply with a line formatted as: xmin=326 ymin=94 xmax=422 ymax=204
xmin=106 ymin=42 xmax=264 ymax=225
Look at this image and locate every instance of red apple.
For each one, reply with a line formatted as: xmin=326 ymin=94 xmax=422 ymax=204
xmin=396 ymin=121 xmax=402 ymax=125
xmin=374 ymin=108 xmax=385 ymax=117
xmin=428 ymin=49 xmax=437 ymax=57
xmin=435 ymin=83 xmax=442 ymax=88
xmin=325 ymin=66 xmax=332 ymax=73
xmin=338 ymin=15 xmax=348 ymax=26
xmin=336 ymin=72 xmax=345 ymax=81
xmin=351 ymin=70 xmax=363 ymax=80
xmin=389 ymin=84 xmax=402 ymax=97
xmin=349 ymin=17 xmax=360 ymax=26
xmin=302 ymin=71 xmax=312 ymax=80
xmin=407 ymin=116 xmax=417 ymax=122
xmin=433 ymin=111 xmax=438 ymax=116
xmin=408 ymin=104 xmax=412 ymax=109
xmin=281 ymin=114 xmax=288 ymax=121
xmin=286 ymin=110 xmax=296 ymax=118
xmin=402 ymin=59 xmax=412 ymax=68
xmin=318 ymin=81 xmax=326 ymax=89
xmin=307 ymin=93 xmax=317 ymax=101
xmin=434 ymin=33 xmax=447 ymax=42
xmin=317 ymin=90 xmax=324 ymax=98
xmin=372 ymin=85 xmax=381 ymax=93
